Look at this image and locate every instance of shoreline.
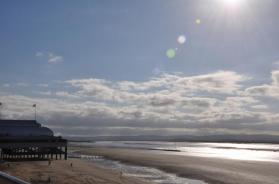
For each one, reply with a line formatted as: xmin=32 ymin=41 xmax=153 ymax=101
xmin=75 ymin=146 xmax=279 ymax=184
xmin=0 ymin=157 xmax=152 ymax=184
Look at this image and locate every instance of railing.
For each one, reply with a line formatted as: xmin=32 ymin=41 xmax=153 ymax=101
xmin=0 ymin=171 xmax=30 ymax=184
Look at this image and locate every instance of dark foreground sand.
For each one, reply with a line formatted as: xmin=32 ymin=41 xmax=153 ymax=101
xmin=0 ymin=158 xmax=151 ymax=184
xmin=0 ymin=177 xmax=15 ymax=184
xmin=76 ymin=147 xmax=279 ymax=184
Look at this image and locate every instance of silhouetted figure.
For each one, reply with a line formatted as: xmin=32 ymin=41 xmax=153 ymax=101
xmin=70 ymin=163 xmax=73 ymax=167
xmin=48 ymin=160 xmax=51 ymax=166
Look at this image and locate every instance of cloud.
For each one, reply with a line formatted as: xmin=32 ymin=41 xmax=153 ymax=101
xmin=1 ymin=83 xmax=29 ymax=88
xmin=250 ymin=105 xmax=268 ymax=110
xmin=174 ymin=71 xmax=249 ymax=94
xmin=66 ymin=71 xmax=249 ymax=105
xmin=35 ymin=51 xmax=63 ymax=64
xmin=55 ymin=91 xmax=79 ymax=98
xmin=16 ymin=82 xmax=29 ymax=87
xmin=37 ymin=84 xmax=49 ymax=88
xmin=48 ymin=52 xmax=63 ymax=63
xmin=118 ymin=70 xmax=249 ymax=94
xmin=147 ymin=94 xmax=176 ymax=107
xmin=246 ymin=70 xmax=279 ymax=99
xmin=37 ymin=91 xmax=52 ymax=96
xmin=0 ymin=70 xmax=278 ymax=137
xmin=271 ymin=70 xmax=279 ymax=85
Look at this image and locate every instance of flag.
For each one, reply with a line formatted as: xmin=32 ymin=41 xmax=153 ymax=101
xmin=33 ymin=104 xmax=36 ymax=107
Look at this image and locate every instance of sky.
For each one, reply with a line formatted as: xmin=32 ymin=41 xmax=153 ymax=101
xmin=0 ymin=0 xmax=279 ymax=137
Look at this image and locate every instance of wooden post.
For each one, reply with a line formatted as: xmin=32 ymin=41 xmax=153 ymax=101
xmin=59 ymin=147 xmax=62 ymax=159
xmin=65 ymin=146 xmax=67 ymax=160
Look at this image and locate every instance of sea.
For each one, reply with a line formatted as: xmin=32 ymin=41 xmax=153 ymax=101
xmin=74 ymin=141 xmax=279 ymax=162
xmin=70 ymin=141 xmax=279 ymax=184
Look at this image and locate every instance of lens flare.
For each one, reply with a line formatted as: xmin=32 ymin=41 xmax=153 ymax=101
xmin=196 ymin=19 xmax=201 ymax=25
xmin=223 ymin=0 xmax=243 ymax=8
xmin=166 ymin=49 xmax=176 ymax=59
xmin=177 ymin=35 xmax=186 ymax=44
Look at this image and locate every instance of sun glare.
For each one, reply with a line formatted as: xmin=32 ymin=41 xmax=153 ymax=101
xmin=223 ymin=0 xmax=243 ymax=7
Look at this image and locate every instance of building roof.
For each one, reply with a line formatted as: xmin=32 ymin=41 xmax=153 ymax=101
xmin=0 ymin=120 xmax=53 ymax=137
xmin=0 ymin=120 xmax=40 ymax=127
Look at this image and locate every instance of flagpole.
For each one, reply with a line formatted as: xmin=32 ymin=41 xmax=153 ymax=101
xmin=33 ymin=104 xmax=37 ymax=121
xmin=35 ymin=105 xmax=37 ymax=121
xmin=0 ymin=102 xmax=2 ymax=120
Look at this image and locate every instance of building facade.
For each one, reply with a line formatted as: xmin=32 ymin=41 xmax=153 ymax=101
xmin=0 ymin=120 xmax=67 ymax=161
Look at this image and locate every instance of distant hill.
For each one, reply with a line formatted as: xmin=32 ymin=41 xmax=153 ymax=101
xmin=66 ymin=134 xmax=279 ymax=144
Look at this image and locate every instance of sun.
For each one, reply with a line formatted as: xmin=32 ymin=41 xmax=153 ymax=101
xmin=223 ymin=0 xmax=243 ymax=7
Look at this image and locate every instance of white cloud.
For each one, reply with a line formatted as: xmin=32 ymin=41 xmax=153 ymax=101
xmin=35 ymin=51 xmax=63 ymax=64
xmin=251 ymin=105 xmax=268 ymax=110
xmin=271 ymin=70 xmax=279 ymax=85
xmin=1 ymin=70 xmax=279 ymax=137
xmin=55 ymin=91 xmax=79 ymax=98
xmin=1 ymin=83 xmax=29 ymax=88
xmin=118 ymin=70 xmax=249 ymax=94
xmin=48 ymin=52 xmax=63 ymax=63
xmin=37 ymin=91 xmax=52 ymax=96
xmin=175 ymin=71 xmax=249 ymax=94
xmin=16 ymin=82 xmax=29 ymax=87
xmin=66 ymin=71 xmax=249 ymax=107
xmin=246 ymin=70 xmax=279 ymax=99
xmin=37 ymin=84 xmax=49 ymax=88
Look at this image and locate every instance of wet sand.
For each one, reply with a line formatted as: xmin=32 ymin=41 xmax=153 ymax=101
xmin=75 ymin=147 xmax=279 ymax=184
xmin=0 ymin=158 xmax=152 ymax=184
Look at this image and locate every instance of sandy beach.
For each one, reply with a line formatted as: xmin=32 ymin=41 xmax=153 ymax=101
xmin=0 ymin=158 xmax=151 ymax=184
xmin=75 ymin=147 xmax=279 ymax=184
xmin=1 ymin=146 xmax=279 ymax=184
